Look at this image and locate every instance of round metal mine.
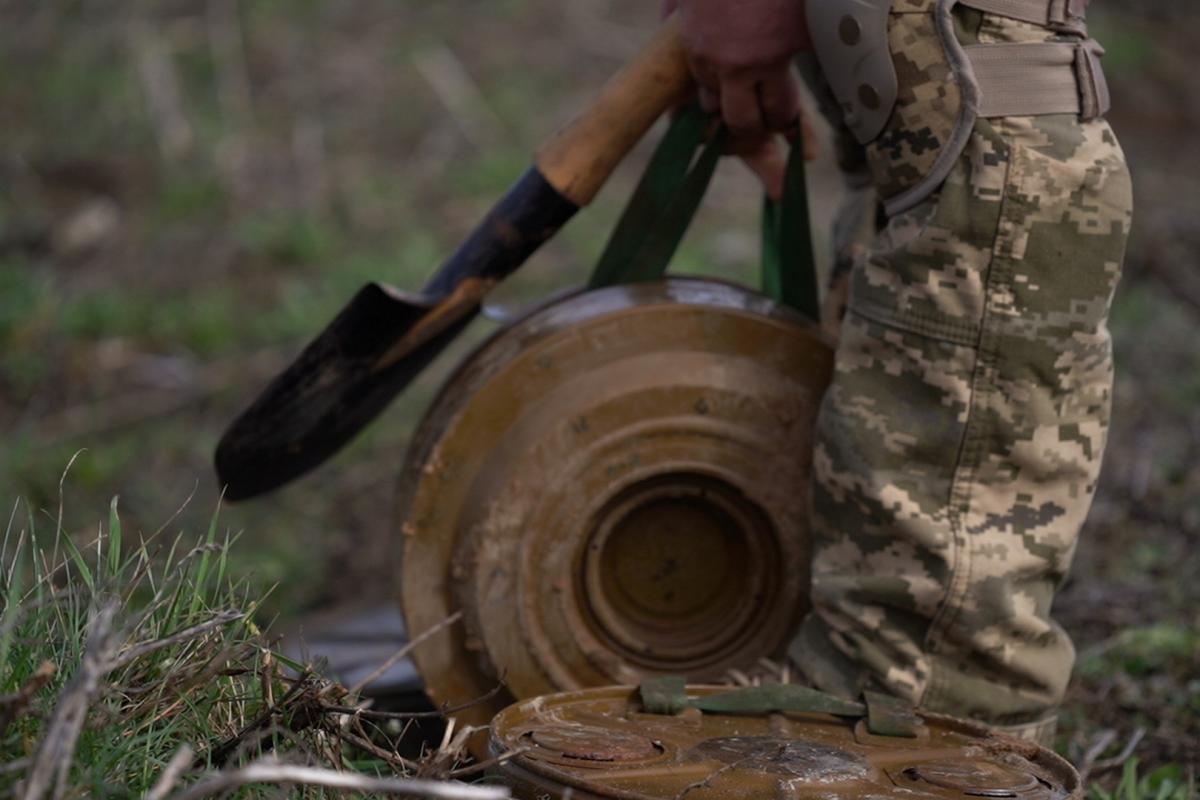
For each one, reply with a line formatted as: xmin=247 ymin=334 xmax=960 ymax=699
xmin=489 ymin=686 xmax=1082 ymax=799
xmin=398 ymin=279 xmax=834 ymax=730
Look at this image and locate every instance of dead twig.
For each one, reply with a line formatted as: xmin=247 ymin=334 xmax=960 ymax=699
xmin=418 ymin=718 xmax=486 ymax=780
xmin=0 ymin=758 xmax=30 ymax=776
xmin=162 ymin=757 xmax=510 ymax=800
xmin=324 ymin=680 xmax=506 ymax=721
xmin=673 ymin=757 xmax=747 ymax=800
xmin=1076 ymin=729 xmax=1118 ymax=785
xmin=116 ymin=643 xmax=249 ymax=699
xmin=347 ymin=610 xmax=463 ymax=697
xmin=143 ymin=745 xmax=194 ymax=800
xmin=673 ymin=743 xmax=784 ymax=800
xmin=200 ymin=669 xmax=320 ymax=767
xmin=1084 ymin=728 xmax=1148 ymax=782
xmin=337 ymin=722 xmax=420 ymax=772
xmin=21 ymin=603 xmax=122 ymax=800
xmin=113 ymin=610 xmax=245 ymax=671
xmin=0 ymin=661 xmax=57 ymax=735
xmin=446 ymin=747 xmax=530 ymax=779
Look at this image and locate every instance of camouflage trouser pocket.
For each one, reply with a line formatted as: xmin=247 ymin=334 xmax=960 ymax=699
xmin=799 ymin=116 xmax=1132 ymax=728
xmin=846 ymin=139 xmax=999 ymax=348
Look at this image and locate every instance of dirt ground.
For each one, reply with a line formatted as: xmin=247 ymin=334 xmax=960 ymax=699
xmin=1 ymin=0 xmax=1196 ymax=784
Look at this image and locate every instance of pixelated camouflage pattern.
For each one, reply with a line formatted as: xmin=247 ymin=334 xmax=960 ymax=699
xmin=793 ymin=7 xmax=1133 ymax=744
xmin=867 ymin=0 xmax=963 ymax=201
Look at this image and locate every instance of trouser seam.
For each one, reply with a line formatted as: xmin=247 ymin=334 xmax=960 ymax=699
xmin=920 ymin=130 xmax=1017 ymax=712
xmin=848 ymin=301 xmax=981 ymax=346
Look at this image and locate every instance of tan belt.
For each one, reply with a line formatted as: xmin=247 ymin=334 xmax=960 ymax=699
xmin=955 ymin=0 xmax=1109 ymax=121
xmin=966 ymin=39 xmax=1111 ymax=120
xmin=960 ymin=0 xmax=1089 ymax=34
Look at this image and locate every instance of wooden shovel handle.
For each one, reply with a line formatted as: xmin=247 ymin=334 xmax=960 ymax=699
xmin=535 ymin=15 xmax=692 ymax=207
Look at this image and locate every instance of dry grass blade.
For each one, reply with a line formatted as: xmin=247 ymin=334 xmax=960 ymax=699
xmin=325 ymin=680 xmax=506 ymax=721
xmin=162 ymin=757 xmax=510 ymax=800
xmin=3 ymin=503 xmax=500 ymax=796
xmin=347 ymin=610 xmax=462 ymax=696
xmin=21 ymin=603 xmax=122 ymax=800
xmin=412 ymin=44 xmax=508 ymax=150
xmin=113 ymin=610 xmax=244 ymax=670
xmin=200 ymin=670 xmax=320 ymax=767
xmin=446 ymin=747 xmax=530 ymax=779
xmin=127 ymin=15 xmax=194 ymax=159
xmin=1090 ymin=728 xmax=1148 ymax=778
xmin=337 ymin=723 xmax=420 ymax=772
xmin=418 ymin=718 xmax=485 ymax=780
xmin=1077 ymin=728 xmax=1119 ymax=785
xmin=259 ymin=648 xmax=275 ymax=708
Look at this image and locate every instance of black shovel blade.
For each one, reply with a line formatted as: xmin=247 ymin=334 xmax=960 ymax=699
xmin=215 ymin=168 xmax=579 ymax=500
xmin=214 ymin=282 xmax=475 ymax=501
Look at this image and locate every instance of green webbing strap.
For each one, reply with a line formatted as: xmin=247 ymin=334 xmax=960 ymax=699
xmin=619 ymin=127 xmax=726 ymax=285
xmin=763 ymin=143 xmax=821 ymax=321
xmin=638 ymin=677 xmax=920 ymax=738
xmin=588 ymin=106 xmax=820 ymax=322
xmin=588 ymin=105 xmax=711 ymax=289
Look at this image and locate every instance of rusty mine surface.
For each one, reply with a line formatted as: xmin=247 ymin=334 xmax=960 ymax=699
xmin=489 ymin=686 xmax=1082 ymax=799
xmin=394 ymin=278 xmax=1085 ymax=797
xmin=397 ymin=279 xmax=834 ymax=733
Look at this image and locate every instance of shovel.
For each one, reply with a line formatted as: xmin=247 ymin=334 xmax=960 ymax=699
xmin=215 ymin=18 xmax=692 ymax=501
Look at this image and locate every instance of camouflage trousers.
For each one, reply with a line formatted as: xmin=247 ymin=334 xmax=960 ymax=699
xmin=792 ymin=96 xmax=1134 ymax=738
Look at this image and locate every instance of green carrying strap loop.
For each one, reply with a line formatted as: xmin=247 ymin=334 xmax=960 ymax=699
xmin=589 ymin=105 xmax=704 ymax=288
xmin=763 ymin=145 xmax=821 ymax=321
xmin=589 ymin=105 xmax=820 ymax=322
xmin=639 ymin=676 xmax=922 ymax=738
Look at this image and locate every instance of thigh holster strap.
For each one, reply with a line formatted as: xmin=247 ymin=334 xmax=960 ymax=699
xmin=959 ymin=0 xmax=1089 ymax=34
xmin=966 ymin=38 xmax=1111 ymax=120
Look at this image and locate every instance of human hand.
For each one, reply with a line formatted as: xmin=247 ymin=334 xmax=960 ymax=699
xmin=662 ymin=0 xmax=814 ymax=199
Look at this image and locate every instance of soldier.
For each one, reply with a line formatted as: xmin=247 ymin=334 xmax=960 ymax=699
xmin=663 ymin=0 xmax=1133 ymax=744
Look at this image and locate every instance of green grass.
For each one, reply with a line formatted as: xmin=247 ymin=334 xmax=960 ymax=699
xmin=1079 ymin=624 xmax=1199 ymax=680
xmin=1 ymin=492 xmax=268 ymax=793
xmin=0 ymin=491 xmax=485 ymax=797
xmin=1090 ymin=760 xmax=1195 ymax=800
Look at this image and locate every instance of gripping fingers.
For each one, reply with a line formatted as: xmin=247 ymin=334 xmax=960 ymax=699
xmin=756 ymin=67 xmax=802 ymax=135
xmin=686 ymin=55 xmax=722 ymax=113
xmin=720 ymin=76 xmax=766 ymax=138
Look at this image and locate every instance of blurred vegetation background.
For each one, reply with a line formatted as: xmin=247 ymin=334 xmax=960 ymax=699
xmin=0 ymin=0 xmax=1196 ymax=782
